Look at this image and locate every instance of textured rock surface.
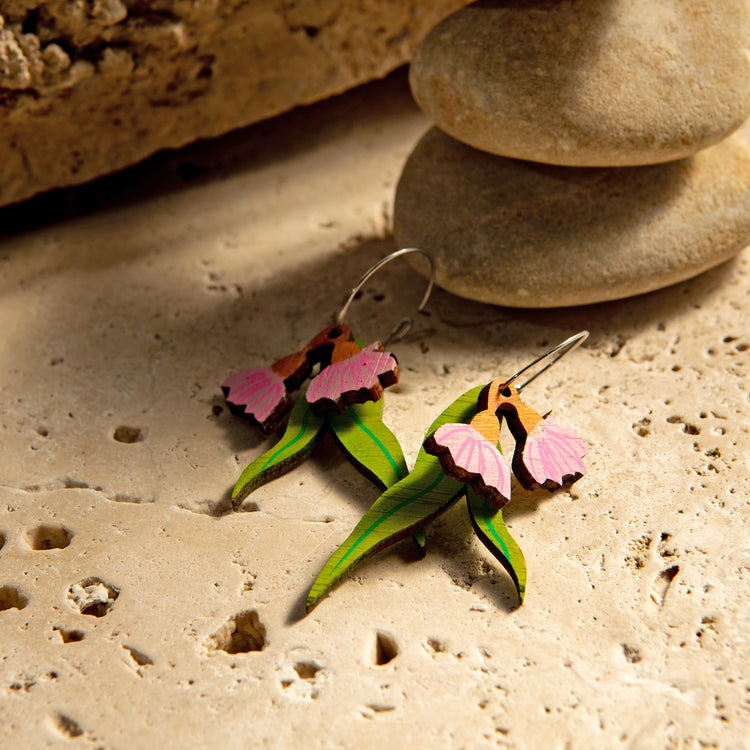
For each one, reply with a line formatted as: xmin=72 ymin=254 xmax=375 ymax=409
xmin=410 ymin=0 xmax=750 ymax=167
xmin=393 ymin=127 xmax=750 ymax=307
xmin=0 ymin=0 xmax=470 ymax=207
xmin=2 ymin=74 xmax=750 ymax=748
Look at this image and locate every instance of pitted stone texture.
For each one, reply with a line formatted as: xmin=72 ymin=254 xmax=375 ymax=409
xmin=409 ymin=0 xmax=750 ymax=167
xmin=393 ymin=127 xmax=750 ymax=307
xmin=0 ymin=0 xmax=470 ymax=207
xmin=2 ymin=74 xmax=750 ymax=749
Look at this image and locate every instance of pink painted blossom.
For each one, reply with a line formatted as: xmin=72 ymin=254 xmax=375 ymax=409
xmin=521 ymin=414 xmax=587 ymax=487
xmin=306 ymin=342 xmax=398 ymax=412
xmin=222 ymin=366 xmax=290 ymax=430
xmin=426 ymin=423 xmax=512 ymax=508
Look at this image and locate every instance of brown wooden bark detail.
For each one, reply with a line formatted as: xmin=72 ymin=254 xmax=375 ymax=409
xmin=495 ymin=385 xmax=545 ymax=489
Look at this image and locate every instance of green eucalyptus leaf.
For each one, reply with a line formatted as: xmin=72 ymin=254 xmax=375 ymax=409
xmin=306 ymin=383 xmax=486 ymax=611
xmin=232 ymin=396 xmax=326 ymax=510
xmin=330 ymin=398 xmax=428 ymax=555
xmin=465 ymin=488 xmax=527 ymax=603
xmin=412 ymin=527 xmax=427 ymax=557
xmin=328 ymin=399 xmax=408 ymax=490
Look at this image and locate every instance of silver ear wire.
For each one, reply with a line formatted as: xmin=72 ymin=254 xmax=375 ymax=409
xmin=336 ymin=247 xmax=435 ymax=345
xmin=501 ymin=331 xmax=589 ymax=392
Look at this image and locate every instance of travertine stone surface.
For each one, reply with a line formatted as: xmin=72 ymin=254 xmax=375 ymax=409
xmin=1 ymin=74 xmax=750 ymax=748
xmin=410 ymin=0 xmax=750 ymax=167
xmin=393 ymin=126 xmax=750 ymax=307
xmin=0 ymin=0 xmax=470 ymax=207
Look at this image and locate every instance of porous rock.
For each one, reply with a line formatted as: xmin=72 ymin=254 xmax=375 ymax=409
xmin=409 ymin=0 xmax=750 ymax=167
xmin=393 ymin=127 xmax=750 ymax=307
xmin=3 ymin=73 xmax=750 ymax=748
xmin=0 ymin=0 xmax=470 ymax=207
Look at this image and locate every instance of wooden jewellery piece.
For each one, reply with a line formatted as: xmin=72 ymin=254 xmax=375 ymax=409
xmin=425 ymin=331 xmax=589 ymax=504
xmin=423 ymin=377 xmax=512 ymax=509
xmin=222 ymin=323 xmax=358 ymax=432
xmin=225 ymin=248 xmax=436 ymax=513
xmin=495 ymin=384 xmax=586 ymax=490
xmin=222 ymin=248 xmax=434 ymax=433
xmin=306 ymin=331 xmax=590 ymax=611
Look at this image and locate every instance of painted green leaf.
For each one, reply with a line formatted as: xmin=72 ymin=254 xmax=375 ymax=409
xmin=330 ymin=399 xmax=429 ymax=555
xmin=232 ymin=395 xmax=326 ymax=510
xmin=328 ymin=399 xmax=408 ymax=490
xmin=306 ymin=383 xmax=486 ymax=611
xmin=465 ymin=488 xmax=527 ymax=603
xmin=412 ymin=527 xmax=427 ymax=557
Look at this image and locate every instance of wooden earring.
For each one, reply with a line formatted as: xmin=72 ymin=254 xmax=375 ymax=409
xmin=495 ymin=384 xmax=586 ymax=490
xmin=306 ymin=332 xmax=590 ymax=612
xmin=222 ymin=248 xmax=435 ymax=513
xmin=423 ymin=377 xmax=512 ymax=509
xmin=223 ymin=323 xmax=398 ymax=433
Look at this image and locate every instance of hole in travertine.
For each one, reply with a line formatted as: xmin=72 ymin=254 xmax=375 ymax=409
xmin=622 ymin=644 xmax=642 ymax=663
xmin=0 ymin=586 xmax=28 ymax=612
xmin=293 ymin=661 xmax=321 ymax=680
xmin=209 ymin=610 xmax=267 ymax=654
xmin=426 ymin=637 xmax=445 ymax=653
xmin=124 ymin=645 xmax=153 ymax=666
xmin=650 ymin=565 xmax=679 ymax=607
xmin=9 ymin=679 xmax=35 ymax=693
xmin=632 ymin=417 xmax=651 ymax=438
xmin=53 ymin=626 xmax=85 ymax=643
xmin=666 ymin=416 xmax=700 ymax=435
xmin=113 ymin=426 xmax=143 ymax=443
xmin=28 ymin=524 xmax=73 ymax=550
xmin=373 ymin=632 xmax=398 ymax=666
xmin=67 ymin=577 xmax=119 ymax=617
xmin=51 ymin=713 xmax=84 ymax=738
xmin=0 ymin=531 xmax=5 ymax=551
xmin=364 ymin=703 xmax=395 ymax=715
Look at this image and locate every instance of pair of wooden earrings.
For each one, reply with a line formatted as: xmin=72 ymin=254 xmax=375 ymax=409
xmin=222 ymin=249 xmax=588 ymax=611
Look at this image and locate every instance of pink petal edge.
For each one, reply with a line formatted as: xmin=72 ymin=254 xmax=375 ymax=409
xmin=223 ymin=366 xmax=287 ymax=423
xmin=432 ymin=423 xmax=512 ymax=501
xmin=523 ymin=414 xmax=587 ymax=486
xmin=306 ymin=342 xmax=397 ymax=406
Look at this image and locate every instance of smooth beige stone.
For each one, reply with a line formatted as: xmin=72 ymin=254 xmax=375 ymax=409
xmin=1 ymin=73 xmax=750 ymax=748
xmin=393 ymin=126 xmax=750 ymax=307
xmin=0 ymin=0 xmax=470 ymax=207
xmin=409 ymin=0 xmax=750 ymax=167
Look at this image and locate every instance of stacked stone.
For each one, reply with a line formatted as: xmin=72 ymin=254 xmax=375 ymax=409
xmin=393 ymin=0 xmax=750 ymax=307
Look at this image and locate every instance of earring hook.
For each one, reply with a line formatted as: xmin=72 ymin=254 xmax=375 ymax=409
xmin=336 ymin=247 xmax=435 ymax=345
xmin=501 ymin=331 xmax=589 ymax=392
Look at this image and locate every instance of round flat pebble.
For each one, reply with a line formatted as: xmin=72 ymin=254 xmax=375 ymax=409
xmin=409 ymin=0 xmax=750 ymax=167
xmin=393 ymin=127 xmax=750 ymax=307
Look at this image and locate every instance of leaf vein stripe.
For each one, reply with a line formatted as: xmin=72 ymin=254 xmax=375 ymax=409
xmin=261 ymin=406 xmax=313 ymax=471
xmin=349 ymin=408 xmax=400 ymax=476
xmin=481 ymin=504 xmax=511 ymax=561
xmin=330 ymin=471 xmax=446 ymax=576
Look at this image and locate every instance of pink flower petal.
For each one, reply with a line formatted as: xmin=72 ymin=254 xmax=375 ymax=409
xmin=522 ymin=414 xmax=587 ymax=487
xmin=428 ymin=423 xmax=512 ymax=507
xmin=306 ymin=342 xmax=398 ymax=410
xmin=222 ymin=366 xmax=289 ymax=427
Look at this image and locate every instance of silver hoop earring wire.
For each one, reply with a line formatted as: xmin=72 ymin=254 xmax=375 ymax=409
xmin=501 ymin=330 xmax=589 ymax=393
xmin=336 ymin=247 xmax=435 ymax=346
